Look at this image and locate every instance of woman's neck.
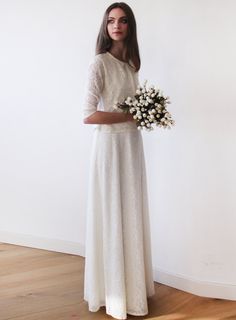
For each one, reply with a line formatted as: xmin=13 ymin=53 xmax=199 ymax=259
xmin=109 ymin=42 xmax=127 ymax=62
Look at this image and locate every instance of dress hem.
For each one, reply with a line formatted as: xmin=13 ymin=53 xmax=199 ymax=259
xmin=84 ymin=294 xmax=154 ymax=319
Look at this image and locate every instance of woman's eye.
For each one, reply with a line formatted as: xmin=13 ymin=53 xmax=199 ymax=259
xmin=107 ymin=18 xmax=128 ymax=24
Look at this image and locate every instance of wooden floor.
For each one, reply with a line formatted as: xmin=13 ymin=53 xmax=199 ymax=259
xmin=1 ymin=243 xmax=236 ymax=320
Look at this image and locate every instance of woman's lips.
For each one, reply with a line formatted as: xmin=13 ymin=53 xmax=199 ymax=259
xmin=113 ymin=32 xmax=122 ymax=34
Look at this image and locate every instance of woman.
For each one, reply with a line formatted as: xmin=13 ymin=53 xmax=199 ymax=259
xmin=83 ymin=2 xmax=155 ymax=319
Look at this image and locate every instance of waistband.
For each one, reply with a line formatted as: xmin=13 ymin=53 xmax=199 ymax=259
xmin=94 ymin=122 xmax=138 ymax=133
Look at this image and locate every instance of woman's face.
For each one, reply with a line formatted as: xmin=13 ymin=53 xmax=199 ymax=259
xmin=107 ymin=8 xmax=128 ymax=42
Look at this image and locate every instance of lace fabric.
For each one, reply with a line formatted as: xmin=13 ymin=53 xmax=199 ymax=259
xmin=83 ymin=52 xmax=155 ymax=320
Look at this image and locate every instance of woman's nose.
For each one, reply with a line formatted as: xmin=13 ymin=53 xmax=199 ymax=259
xmin=114 ymin=21 xmax=120 ymax=29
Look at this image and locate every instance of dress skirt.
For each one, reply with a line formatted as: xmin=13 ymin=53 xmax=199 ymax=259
xmin=84 ymin=122 xmax=155 ymax=320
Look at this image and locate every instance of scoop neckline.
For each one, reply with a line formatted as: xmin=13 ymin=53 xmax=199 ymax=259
xmin=106 ymin=51 xmax=128 ymax=64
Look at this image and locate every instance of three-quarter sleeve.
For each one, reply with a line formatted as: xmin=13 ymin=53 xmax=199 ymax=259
xmin=83 ymin=56 xmax=104 ymax=119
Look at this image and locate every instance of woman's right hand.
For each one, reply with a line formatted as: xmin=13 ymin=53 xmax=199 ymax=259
xmin=126 ymin=113 xmax=134 ymax=122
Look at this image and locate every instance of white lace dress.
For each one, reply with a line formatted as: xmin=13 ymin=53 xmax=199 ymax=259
xmin=83 ymin=51 xmax=155 ymax=320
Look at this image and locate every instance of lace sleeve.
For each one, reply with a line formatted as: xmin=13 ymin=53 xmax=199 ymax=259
xmin=83 ymin=56 xmax=104 ymax=118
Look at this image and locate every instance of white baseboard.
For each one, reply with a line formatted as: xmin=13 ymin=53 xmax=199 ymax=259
xmin=1 ymin=230 xmax=236 ymax=301
xmin=0 ymin=230 xmax=85 ymax=256
xmin=154 ymin=267 xmax=236 ymax=301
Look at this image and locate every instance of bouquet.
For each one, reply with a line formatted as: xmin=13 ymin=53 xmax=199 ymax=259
xmin=113 ymin=80 xmax=175 ymax=131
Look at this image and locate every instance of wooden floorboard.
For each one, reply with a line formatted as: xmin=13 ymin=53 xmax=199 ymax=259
xmin=0 ymin=242 xmax=236 ymax=320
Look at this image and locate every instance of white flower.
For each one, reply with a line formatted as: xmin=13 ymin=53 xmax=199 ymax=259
xmin=125 ymin=97 xmax=132 ymax=105
xmin=118 ymin=81 xmax=173 ymax=132
xmin=143 ymin=79 xmax=148 ymax=86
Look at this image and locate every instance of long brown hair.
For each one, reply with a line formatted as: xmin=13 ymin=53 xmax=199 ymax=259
xmin=96 ymin=2 xmax=140 ymax=72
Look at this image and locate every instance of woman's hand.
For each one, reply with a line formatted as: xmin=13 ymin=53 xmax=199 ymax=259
xmin=125 ymin=113 xmax=134 ymax=122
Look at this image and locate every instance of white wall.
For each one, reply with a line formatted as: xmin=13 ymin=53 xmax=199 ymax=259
xmin=1 ymin=0 xmax=236 ymax=300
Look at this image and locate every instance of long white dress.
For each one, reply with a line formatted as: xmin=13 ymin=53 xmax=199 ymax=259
xmin=83 ymin=51 xmax=155 ymax=320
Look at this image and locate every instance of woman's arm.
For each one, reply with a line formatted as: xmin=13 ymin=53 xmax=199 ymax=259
xmin=83 ymin=57 xmax=134 ymax=125
xmin=83 ymin=111 xmax=134 ymax=124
